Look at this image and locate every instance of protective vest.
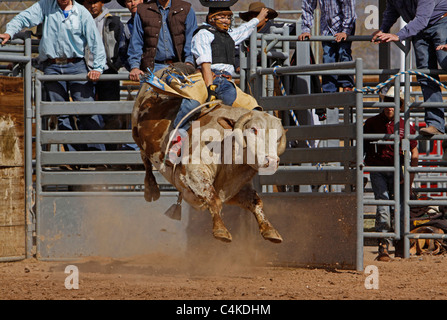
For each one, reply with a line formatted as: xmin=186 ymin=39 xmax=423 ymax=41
xmin=137 ymin=0 xmax=191 ymax=71
xmin=195 ymin=25 xmax=235 ymax=66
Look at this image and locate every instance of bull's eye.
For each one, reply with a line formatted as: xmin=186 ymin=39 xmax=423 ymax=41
xmin=251 ymin=127 xmax=258 ymax=135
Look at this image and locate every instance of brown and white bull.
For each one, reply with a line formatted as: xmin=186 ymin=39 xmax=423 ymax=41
xmin=132 ymin=82 xmax=286 ymax=243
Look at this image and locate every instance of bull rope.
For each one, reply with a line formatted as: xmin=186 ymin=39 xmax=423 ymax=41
xmin=162 ymin=100 xmax=222 ymax=169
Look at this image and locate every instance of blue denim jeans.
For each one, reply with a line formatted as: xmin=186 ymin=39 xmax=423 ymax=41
xmin=44 ymin=60 xmax=105 ymax=151
xmin=213 ymin=72 xmax=237 ymax=105
xmin=173 ymin=72 xmax=237 ymax=130
xmin=321 ymin=40 xmax=354 ymax=93
xmin=370 ymin=171 xmax=404 ymax=247
xmin=412 ymin=17 xmax=447 ymax=133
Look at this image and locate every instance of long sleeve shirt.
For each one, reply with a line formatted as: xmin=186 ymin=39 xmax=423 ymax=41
xmin=380 ymin=0 xmax=447 ymax=40
xmin=301 ymin=0 xmax=356 ymax=36
xmin=192 ymin=18 xmax=259 ymax=76
xmin=5 ymin=0 xmax=106 ymax=72
xmin=127 ymin=2 xmax=197 ymax=71
xmin=363 ymin=112 xmax=417 ymax=166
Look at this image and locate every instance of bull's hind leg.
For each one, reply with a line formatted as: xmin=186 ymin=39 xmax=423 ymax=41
xmin=141 ymin=152 xmax=160 ymax=202
xmin=228 ymin=184 xmax=282 ymax=243
xmin=182 ymin=168 xmax=232 ymax=242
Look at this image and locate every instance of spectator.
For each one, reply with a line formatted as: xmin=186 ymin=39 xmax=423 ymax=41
xmin=239 ymin=1 xmax=279 ymax=33
xmin=371 ymin=0 xmax=447 ymax=136
xmin=235 ymin=1 xmax=282 ymax=73
xmin=81 ymin=0 xmax=125 ymax=150
xmin=298 ymin=0 xmax=356 ymax=95
xmin=0 ymin=0 xmax=107 ymax=152
xmin=117 ymin=0 xmax=144 ymax=152
xmin=127 ymin=0 xmax=197 ymax=81
xmin=117 ymin=0 xmax=144 ymax=72
xmin=364 ymin=86 xmax=419 ymax=261
xmin=166 ymin=2 xmax=268 ymax=159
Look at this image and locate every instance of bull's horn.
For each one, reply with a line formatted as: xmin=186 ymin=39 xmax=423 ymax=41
xmin=277 ymin=129 xmax=287 ymax=156
xmin=234 ymin=111 xmax=254 ymax=131
xmin=234 ymin=111 xmax=254 ymax=148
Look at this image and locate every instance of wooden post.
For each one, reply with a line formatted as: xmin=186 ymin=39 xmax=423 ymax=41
xmin=0 ymin=76 xmax=25 ymax=258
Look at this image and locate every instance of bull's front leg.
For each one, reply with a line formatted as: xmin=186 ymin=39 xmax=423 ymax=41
xmin=141 ymin=152 xmax=160 ymax=202
xmin=228 ymin=184 xmax=282 ymax=243
xmin=181 ymin=168 xmax=232 ymax=242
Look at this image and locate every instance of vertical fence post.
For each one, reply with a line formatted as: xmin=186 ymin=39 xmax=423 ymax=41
xmin=24 ymin=32 xmax=34 ymax=259
xmin=355 ymin=58 xmax=364 ymax=272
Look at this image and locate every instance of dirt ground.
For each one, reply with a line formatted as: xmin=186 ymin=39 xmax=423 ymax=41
xmin=1 ymin=246 xmax=447 ymax=302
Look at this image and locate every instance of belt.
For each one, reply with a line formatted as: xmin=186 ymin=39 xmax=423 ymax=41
xmin=213 ymin=72 xmax=232 ymax=80
xmin=48 ymin=57 xmax=83 ymax=64
xmin=154 ymin=59 xmax=175 ymax=65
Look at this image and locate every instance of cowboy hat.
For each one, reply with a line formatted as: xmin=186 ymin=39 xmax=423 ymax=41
xmin=77 ymin=0 xmax=111 ymax=4
xmin=200 ymin=0 xmax=238 ymax=8
xmin=379 ymin=86 xmax=415 ymax=103
xmin=239 ymin=2 xmax=278 ymax=21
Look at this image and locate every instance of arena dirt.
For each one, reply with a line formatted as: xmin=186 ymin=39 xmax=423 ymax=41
xmin=1 ymin=247 xmax=447 ymax=300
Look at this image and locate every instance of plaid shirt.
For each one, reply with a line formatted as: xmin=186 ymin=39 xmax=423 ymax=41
xmin=301 ymin=0 xmax=356 ymax=36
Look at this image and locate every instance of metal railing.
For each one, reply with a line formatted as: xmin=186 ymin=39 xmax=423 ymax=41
xmin=2 ymin=25 xmax=447 ymax=269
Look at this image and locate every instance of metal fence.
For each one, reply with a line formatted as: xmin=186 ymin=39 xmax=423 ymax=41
xmin=1 ymin=19 xmax=447 ymax=270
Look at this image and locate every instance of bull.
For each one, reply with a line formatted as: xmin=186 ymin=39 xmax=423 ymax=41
xmin=132 ymin=80 xmax=286 ymax=243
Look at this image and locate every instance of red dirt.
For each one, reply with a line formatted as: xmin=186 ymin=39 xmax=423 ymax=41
xmin=1 ymin=247 xmax=447 ymax=301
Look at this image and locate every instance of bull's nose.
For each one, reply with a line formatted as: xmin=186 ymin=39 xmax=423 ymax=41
xmin=263 ymin=156 xmax=279 ymax=168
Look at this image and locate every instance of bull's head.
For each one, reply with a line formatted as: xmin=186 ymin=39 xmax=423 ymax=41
xmin=232 ymin=110 xmax=287 ymax=175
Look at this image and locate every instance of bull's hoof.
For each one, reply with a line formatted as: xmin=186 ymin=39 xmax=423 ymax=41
xmin=261 ymin=229 xmax=283 ymax=243
xmin=144 ymin=184 xmax=160 ymax=202
xmin=213 ymin=229 xmax=232 ymax=243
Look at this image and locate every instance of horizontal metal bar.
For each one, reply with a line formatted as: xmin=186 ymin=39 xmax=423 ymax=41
xmin=406 ymin=233 xmax=447 ymax=240
xmin=363 ymin=232 xmax=397 ymax=239
xmin=363 ymin=166 xmax=396 ymax=172
xmin=276 ymin=165 xmax=347 ymax=171
xmin=40 ymin=151 xmax=142 ymax=165
xmin=38 ymin=191 xmax=178 ymax=197
xmin=408 ymin=200 xmax=447 ymax=205
xmin=39 ymin=101 xmax=134 ymax=115
xmin=36 ymin=73 xmax=130 ymax=82
xmin=40 ymin=170 xmax=170 ymax=185
xmin=408 ymin=167 xmax=447 ymax=173
xmin=363 ymin=199 xmax=397 ymax=205
xmin=285 ymin=124 xmax=356 ymax=140
xmin=0 ymin=54 xmax=30 ymax=63
xmin=0 ymin=256 xmax=26 ymax=262
xmin=258 ymin=92 xmax=356 ymax=111
xmin=280 ymin=146 xmax=356 ymax=164
xmin=40 ymin=130 xmax=134 ymax=144
xmin=257 ymin=61 xmax=356 ymax=75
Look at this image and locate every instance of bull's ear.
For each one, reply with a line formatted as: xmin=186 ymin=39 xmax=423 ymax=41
xmin=217 ymin=117 xmax=235 ymax=130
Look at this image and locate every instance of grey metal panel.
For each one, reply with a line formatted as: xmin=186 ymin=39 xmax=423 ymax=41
xmin=259 ymin=169 xmax=356 ymax=186
xmin=40 ymin=101 xmax=134 ymax=115
xmin=40 ymin=130 xmax=134 ymax=144
xmin=280 ymin=147 xmax=356 ymax=164
xmin=40 ymin=170 xmax=170 ymax=185
xmin=37 ymin=194 xmax=187 ymax=259
xmin=40 ymin=151 xmax=142 ymax=165
xmin=285 ymin=124 xmax=356 ymax=140
xmin=258 ymin=92 xmax=356 ymax=111
xmin=186 ymin=193 xmax=357 ymax=270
